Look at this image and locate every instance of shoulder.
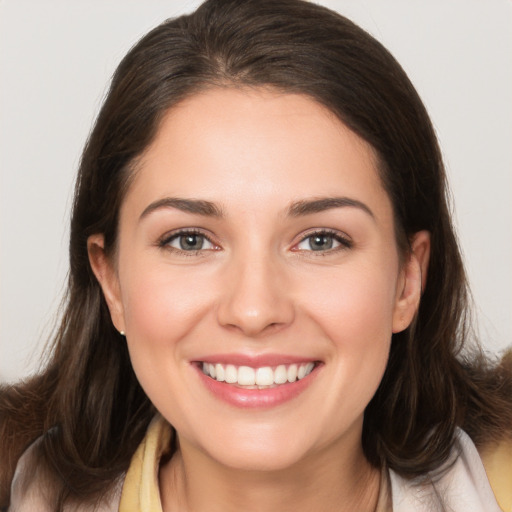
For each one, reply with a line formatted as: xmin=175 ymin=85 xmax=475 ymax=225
xmin=7 ymin=436 xmax=123 ymax=512
xmin=8 ymin=435 xmax=56 ymax=511
xmin=480 ymin=434 xmax=512 ymax=512
xmin=389 ymin=429 xmax=504 ymax=512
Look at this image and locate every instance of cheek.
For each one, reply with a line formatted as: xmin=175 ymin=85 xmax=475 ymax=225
xmin=118 ymin=262 xmax=221 ymax=428
xmin=119 ymin=261 xmax=216 ymax=369
xmin=300 ymin=260 xmax=399 ymax=345
xmin=312 ymin=268 xmax=395 ymax=406
xmin=297 ymin=259 xmax=398 ymax=407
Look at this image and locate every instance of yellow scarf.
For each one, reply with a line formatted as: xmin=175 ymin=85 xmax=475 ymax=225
xmin=119 ymin=415 xmax=172 ymax=511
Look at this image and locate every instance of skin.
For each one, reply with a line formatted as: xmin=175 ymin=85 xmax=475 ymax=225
xmin=89 ymin=88 xmax=430 ymax=512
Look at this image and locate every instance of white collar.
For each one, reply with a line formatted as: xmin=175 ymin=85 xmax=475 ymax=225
xmin=389 ymin=428 xmax=501 ymax=511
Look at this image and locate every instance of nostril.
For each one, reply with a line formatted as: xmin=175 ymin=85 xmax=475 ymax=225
xmin=216 ymin=267 xmax=295 ymax=336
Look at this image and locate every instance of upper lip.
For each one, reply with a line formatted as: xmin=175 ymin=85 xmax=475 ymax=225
xmin=194 ymin=353 xmax=320 ymax=368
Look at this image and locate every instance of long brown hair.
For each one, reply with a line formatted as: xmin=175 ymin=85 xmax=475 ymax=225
xmin=1 ymin=0 xmax=511 ymax=506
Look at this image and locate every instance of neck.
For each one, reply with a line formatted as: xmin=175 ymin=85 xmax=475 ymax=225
xmin=159 ymin=433 xmax=381 ymax=512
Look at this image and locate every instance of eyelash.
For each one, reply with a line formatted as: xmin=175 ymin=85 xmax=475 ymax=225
xmin=157 ymin=228 xmax=352 ymax=256
xmin=158 ymin=229 xmax=218 ymax=256
xmin=293 ymin=229 xmax=353 ymax=254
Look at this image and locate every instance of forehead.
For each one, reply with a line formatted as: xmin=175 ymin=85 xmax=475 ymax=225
xmin=124 ymin=87 xmax=390 ymax=219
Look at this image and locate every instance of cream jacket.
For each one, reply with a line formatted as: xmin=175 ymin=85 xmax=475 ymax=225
xmin=8 ymin=415 xmax=512 ymax=511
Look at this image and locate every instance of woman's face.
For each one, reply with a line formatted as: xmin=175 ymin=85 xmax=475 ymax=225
xmin=90 ymin=88 xmax=424 ymax=472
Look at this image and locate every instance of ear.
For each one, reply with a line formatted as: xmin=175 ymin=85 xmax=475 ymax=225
xmin=87 ymin=234 xmax=126 ymax=334
xmin=392 ymin=230 xmax=431 ymax=333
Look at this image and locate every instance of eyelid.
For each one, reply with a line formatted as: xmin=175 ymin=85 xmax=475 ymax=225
xmin=156 ymin=227 xmax=351 ymax=255
xmin=158 ymin=228 xmax=220 ymax=252
xmin=291 ymin=228 xmax=353 ymax=252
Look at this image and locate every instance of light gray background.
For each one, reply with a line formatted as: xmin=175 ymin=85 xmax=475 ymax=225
xmin=1 ymin=0 xmax=511 ymax=383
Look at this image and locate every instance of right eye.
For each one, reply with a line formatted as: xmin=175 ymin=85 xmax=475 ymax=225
xmin=160 ymin=230 xmax=217 ymax=253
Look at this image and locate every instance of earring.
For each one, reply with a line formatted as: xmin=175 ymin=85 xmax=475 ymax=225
xmin=119 ymin=330 xmax=126 ymax=336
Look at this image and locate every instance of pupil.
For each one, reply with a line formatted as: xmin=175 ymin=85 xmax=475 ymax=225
xmin=180 ymin=234 xmax=203 ymax=250
xmin=310 ymin=235 xmax=332 ymax=251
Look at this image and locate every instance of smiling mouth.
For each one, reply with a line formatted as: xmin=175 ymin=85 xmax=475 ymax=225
xmin=200 ymin=362 xmax=317 ymax=389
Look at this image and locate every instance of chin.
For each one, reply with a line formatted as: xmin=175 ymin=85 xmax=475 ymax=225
xmin=212 ymin=446 xmax=306 ymax=473
xmin=197 ymin=428 xmax=315 ymax=472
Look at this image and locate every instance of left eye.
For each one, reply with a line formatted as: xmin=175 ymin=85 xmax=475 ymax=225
xmin=165 ymin=232 xmax=216 ymax=251
xmin=296 ymin=232 xmax=348 ymax=252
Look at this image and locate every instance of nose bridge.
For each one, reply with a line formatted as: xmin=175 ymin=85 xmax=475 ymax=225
xmin=217 ymin=243 xmax=294 ymax=336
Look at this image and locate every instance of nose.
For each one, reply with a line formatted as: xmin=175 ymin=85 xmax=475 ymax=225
xmin=216 ymin=252 xmax=295 ymax=338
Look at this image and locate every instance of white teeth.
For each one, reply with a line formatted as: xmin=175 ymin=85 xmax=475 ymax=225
xmin=215 ymin=363 xmax=225 ymax=382
xmin=225 ymin=364 xmax=238 ymax=384
xmin=255 ymin=367 xmax=274 ymax=386
xmin=287 ymin=364 xmax=298 ymax=383
xmin=274 ymin=365 xmax=288 ymax=384
xmin=201 ymin=361 xmax=316 ymax=387
xmin=238 ymin=366 xmax=256 ymax=385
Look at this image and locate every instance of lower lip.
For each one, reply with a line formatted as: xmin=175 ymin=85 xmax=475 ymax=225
xmin=195 ymin=364 xmax=320 ymax=409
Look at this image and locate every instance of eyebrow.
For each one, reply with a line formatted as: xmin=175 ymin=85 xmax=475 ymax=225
xmin=139 ymin=197 xmax=224 ymax=221
xmin=139 ymin=195 xmax=373 ymax=222
xmin=287 ymin=197 xmax=375 ymax=219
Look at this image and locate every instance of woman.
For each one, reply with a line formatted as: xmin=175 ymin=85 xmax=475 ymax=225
xmin=1 ymin=0 xmax=511 ymax=510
